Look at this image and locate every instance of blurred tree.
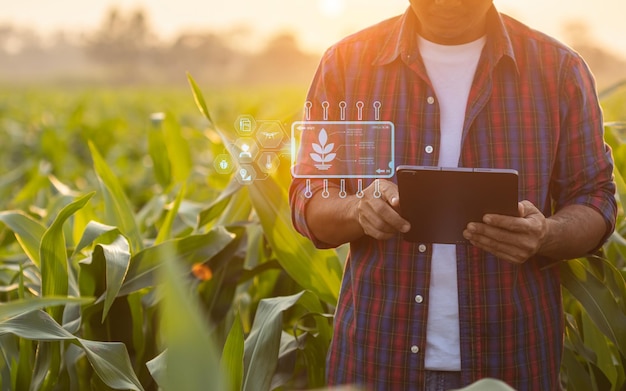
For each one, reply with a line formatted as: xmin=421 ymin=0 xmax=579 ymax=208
xmin=242 ymin=32 xmax=318 ymax=85
xmin=84 ymin=8 xmax=160 ymax=83
xmin=158 ymin=32 xmax=244 ymax=85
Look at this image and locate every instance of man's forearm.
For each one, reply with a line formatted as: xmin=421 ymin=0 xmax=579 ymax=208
xmin=305 ymin=191 xmax=364 ymax=247
xmin=539 ymin=204 xmax=608 ymax=260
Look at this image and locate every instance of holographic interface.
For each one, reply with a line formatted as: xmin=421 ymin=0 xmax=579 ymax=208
xmin=214 ymin=101 xmax=396 ymax=197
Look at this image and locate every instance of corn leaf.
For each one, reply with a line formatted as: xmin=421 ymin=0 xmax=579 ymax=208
xmin=88 ymin=141 xmax=143 ymax=254
xmin=148 ymin=117 xmax=172 ymax=189
xmin=163 ymin=113 xmax=193 ymax=184
xmin=0 ymin=211 xmax=46 ymax=267
xmin=40 ymin=192 xmax=94 ymax=322
xmin=243 ymin=292 xmax=304 ymax=391
xmin=155 ymin=184 xmax=186 ymax=245
xmin=187 ymin=73 xmax=213 ymax=125
xmin=118 ymin=227 xmax=235 ymax=296
xmin=221 ymin=315 xmax=245 ymax=391
xmin=0 ymin=297 xmax=93 ymax=321
xmin=92 ymin=234 xmax=131 ymax=321
xmin=159 ymin=245 xmax=223 ymax=391
xmin=0 ymin=311 xmax=144 ymax=390
xmin=197 ymin=179 xmax=242 ymax=228
xmin=74 ymin=221 xmax=121 ymax=255
xmin=560 ymin=259 xmax=626 ymax=357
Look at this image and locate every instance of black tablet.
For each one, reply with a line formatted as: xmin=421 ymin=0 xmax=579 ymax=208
xmin=396 ymin=165 xmax=519 ymax=244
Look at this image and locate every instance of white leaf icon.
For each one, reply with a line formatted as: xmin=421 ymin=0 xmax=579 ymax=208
xmin=312 ymin=143 xmax=325 ymax=155
xmin=318 ymin=128 xmax=328 ymax=146
xmin=310 ymin=153 xmax=323 ymax=163
xmin=323 ymin=143 xmax=334 ymax=154
xmin=324 ymin=153 xmax=336 ymax=163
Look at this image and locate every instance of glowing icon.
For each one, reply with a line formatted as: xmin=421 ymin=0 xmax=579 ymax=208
xmin=240 ymin=168 xmax=252 ymax=182
xmin=235 ymin=164 xmax=257 ymax=185
xmin=310 ymin=128 xmax=336 ymax=171
xmin=255 ymin=121 xmax=285 ymax=149
xmin=235 ymin=115 xmax=256 ymax=136
xmin=239 ymin=143 xmax=252 ymax=159
xmin=258 ymin=152 xmax=280 ymax=174
xmin=240 ymin=119 xmax=251 ymax=133
xmin=213 ymin=153 xmax=234 ymax=174
xmin=234 ymin=138 xmax=258 ymax=163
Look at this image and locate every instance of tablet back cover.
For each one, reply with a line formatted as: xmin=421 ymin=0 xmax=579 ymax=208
xmin=397 ymin=167 xmax=519 ymax=244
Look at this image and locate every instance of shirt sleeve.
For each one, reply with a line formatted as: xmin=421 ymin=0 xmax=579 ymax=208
xmin=552 ymin=52 xmax=618 ymax=250
xmin=289 ymin=47 xmax=346 ymax=249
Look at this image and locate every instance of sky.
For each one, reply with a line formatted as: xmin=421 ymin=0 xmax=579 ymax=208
xmin=2 ymin=0 xmax=626 ymax=57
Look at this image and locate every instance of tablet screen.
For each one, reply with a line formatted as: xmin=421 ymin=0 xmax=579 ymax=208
xmin=396 ymin=166 xmax=519 ymax=244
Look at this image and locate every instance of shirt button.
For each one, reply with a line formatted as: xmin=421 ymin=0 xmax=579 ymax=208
xmin=425 ymin=145 xmax=434 ymax=154
xmin=411 ymin=345 xmax=420 ymax=354
xmin=415 ymin=295 xmax=424 ymax=304
xmin=418 ymin=244 xmax=427 ymax=253
xmin=427 ymin=96 xmax=435 ymax=105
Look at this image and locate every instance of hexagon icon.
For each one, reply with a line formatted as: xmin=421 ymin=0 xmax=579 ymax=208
xmin=235 ymin=164 xmax=257 ymax=185
xmin=233 ymin=137 xmax=259 ymax=164
xmin=258 ymin=152 xmax=280 ymax=174
xmin=255 ymin=121 xmax=285 ymax=149
xmin=213 ymin=153 xmax=234 ymax=174
xmin=235 ymin=114 xmax=257 ymax=136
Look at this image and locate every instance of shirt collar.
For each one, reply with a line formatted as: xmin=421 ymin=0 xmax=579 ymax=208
xmin=372 ymin=5 xmax=518 ymax=73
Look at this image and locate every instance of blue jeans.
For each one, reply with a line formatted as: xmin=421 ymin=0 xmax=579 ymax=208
xmin=424 ymin=371 xmax=463 ymax=391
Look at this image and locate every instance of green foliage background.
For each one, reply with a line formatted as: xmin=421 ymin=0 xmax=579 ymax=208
xmin=0 ymin=79 xmax=624 ymax=391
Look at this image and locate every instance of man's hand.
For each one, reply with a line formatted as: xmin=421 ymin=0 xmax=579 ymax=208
xmin=356 ymin=180 xmax=411 ymax=240
xmin=463 ymin=200 xmax=547 ymax=264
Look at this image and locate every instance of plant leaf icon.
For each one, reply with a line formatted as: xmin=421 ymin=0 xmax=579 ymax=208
xmin=312 ymin=143 xmax=325 ymax=155
xmin=324 ymin=153 xmax=336 ymax=163
xmin=318 ymin=128 xmax=328 ymax=146
xmin=310 ymin=153 xmax=323 ymax=163
xmin=323 ymin=143 xmax=334 ymax=154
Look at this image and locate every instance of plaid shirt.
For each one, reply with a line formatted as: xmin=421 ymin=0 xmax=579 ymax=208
xmin=289 ymin=6 xmax=617 ymax=390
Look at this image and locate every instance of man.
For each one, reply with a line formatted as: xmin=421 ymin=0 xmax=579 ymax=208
xmin=289 ymin=0 xmax=617 ymax=389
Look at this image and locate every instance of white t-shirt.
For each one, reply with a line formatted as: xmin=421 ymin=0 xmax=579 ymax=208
xmin=419 ymin=35 xmax=486 ymax=371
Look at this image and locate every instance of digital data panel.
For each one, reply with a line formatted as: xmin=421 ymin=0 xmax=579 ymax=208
xmin=291 ymin=121 xmax=395 ymax=179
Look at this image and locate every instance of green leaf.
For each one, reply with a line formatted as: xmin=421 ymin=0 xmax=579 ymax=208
xmin=0 ymin=311 xmax=144 ymax=391
xmin=0 ymin=297 xmax=93 ymax=321
xmin=581 ymin=310 xmax=618 ymax=387
xmin=145 ymin=350 xmax=166 ymax=387
xmin=74 ymin=221 xmax=121 ymax=255
xmin=0 ymin=211 xmax=46 ymax=267
xmin=93 ymin=234 xmax=132 ymax=321
xmin=187 ymin=73 xmax=213 ymax=125
xmin=163 ymin=113 xmax=193 ymax=184
xmin=560 ymin=259 xmax=626 ymax=357
xmin=562 ymin=343 xmax=594 ymax=391
xmin=81 ymin=339 xmax=144 ymax=391
xmin=118 ymin=227 xmax=235 ymax=296
xmin=148 ymin=115 xmax=172 ymax=189
xmin=197 ymin=179 xmax=243 ymax=228
xmin=159 ymin=244 xmax=223 ymax=391
xmin=40 ymin=192 xmax=94 ymax=322
xmin=155 ymin=184 xmax=186 ymax=245
xmin=221 ymin=315 xmax=244 ymax=391
xmin=243 ymin=291 xmax=305 ymax=391
xmin=88 ymin=141 xmax=143 ymax=253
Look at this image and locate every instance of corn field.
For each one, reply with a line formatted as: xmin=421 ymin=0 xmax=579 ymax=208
xmin=0 ymin=77 xmax=624 ymax=391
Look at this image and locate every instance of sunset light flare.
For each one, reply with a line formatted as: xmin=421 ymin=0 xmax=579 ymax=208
xmin=318 ymin=0 xmax=346 ymax=18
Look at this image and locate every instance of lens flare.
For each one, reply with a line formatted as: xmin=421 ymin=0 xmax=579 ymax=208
xmin=319 ymin=0 xmax=345 ymax=17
